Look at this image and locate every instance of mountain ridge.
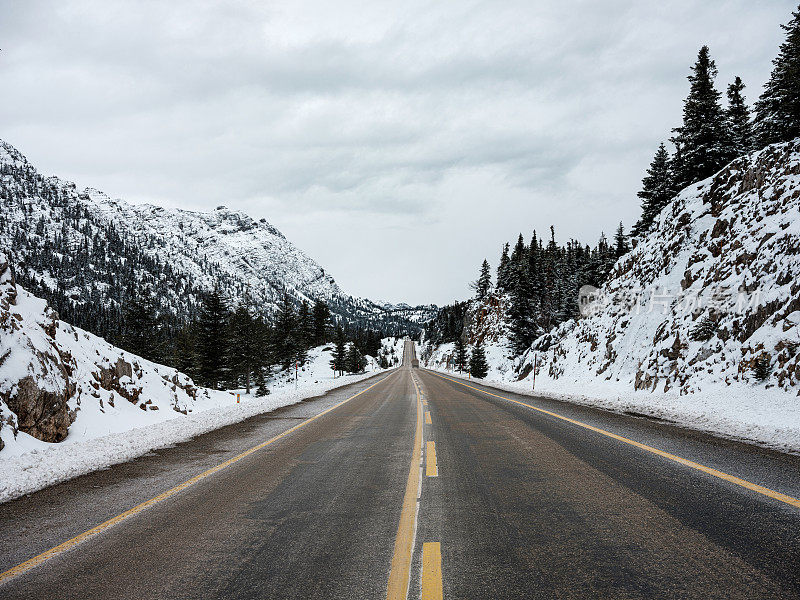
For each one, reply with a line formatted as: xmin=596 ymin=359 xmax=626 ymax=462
xmin=0 ymin=139 xmax=435 ymax=343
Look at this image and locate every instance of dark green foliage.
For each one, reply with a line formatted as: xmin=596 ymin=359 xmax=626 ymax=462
xmin=426 ymin=227 xmax=618 ymax=349
xmin=195 ymin=290 xmax=230 ymax=389
xmin=469 ymin=341 xmax=489 ymax=378
xmin=454 ymin=338 xmax=469 ymax=373
xmin=330 ymin=325 xmax=347 ymax=376
xmin=472 ymin=259 xmax=492 ymax=300
xmin=508 ymin=259 xmax=535 ymax=355
xmin=121 ymin=287 xmax=162 ymax=363
xmin=726 ymin=77 xmax=753 ymax=156
xmin=274 ymin=291 xmax=300 ymax=370
xmin=346 ymin=342 xmax=366 ymax=373
xmin=753 ymin=354 xmax=772 ymax=381
xmin=670 ymin=46 xmax=731 ymax=190
xmin=755 ymin=6 xmax=800 ymax=146
xmin=312 ymin=300 xmax=331 ymax=345
xmin=613 ymin=222 xmax=629 ymax=258
xmin=496 ymin=244 xmax=512 ymax=293
xmin=228 ymin=299 xmax=267 ymax=393
xmin=426 ymin=302 xmax=468 ymax=346
xmin=632 ymin=143 xmax=676 ymax=238
xmin=690 ymin=316 xmax=717 ymax=342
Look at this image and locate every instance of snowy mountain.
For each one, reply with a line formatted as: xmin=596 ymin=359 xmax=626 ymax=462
xmin=0 ymin=139 xmax=435 ymax=341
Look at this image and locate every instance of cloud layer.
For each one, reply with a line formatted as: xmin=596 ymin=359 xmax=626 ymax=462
xmin=0 ymin=0 xmax=793 ymax=304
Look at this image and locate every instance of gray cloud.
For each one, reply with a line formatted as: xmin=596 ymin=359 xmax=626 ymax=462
xmin=0 ymin=0 xmax=794 ymax=304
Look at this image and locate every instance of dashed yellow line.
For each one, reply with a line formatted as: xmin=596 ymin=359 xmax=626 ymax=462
xmin=0 ymin=372 xmax=397 ymax=587
xmin=386 ymin=375 xmax=424 ymax=599
xmin=421 ymin=542 xmax=443 ymax=600
xmin=425 ymin=411 xmax=432 ymax=425
xmin=426 ymin=441 xmax=438 ymax=477
xmin=430 ymin=371 xmax=800 ymax=509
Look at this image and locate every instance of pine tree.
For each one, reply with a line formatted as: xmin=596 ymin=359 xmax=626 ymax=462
xmin=298 ymin=300 xmax=313 ymax=349
xmin=346 ymin=342 xmax=365 ymax=373
xmin=472 ymin=259 xmax=492 ymax=300
xmin=469 ymin=340 xmax=489 ymax=378
xmin=670 ymin=46 xmax=730 ymax=189
xmin=121 ymin=287 xmax=160 ymax=362
xmin=228 ymin=301 xmax=262 ymax=393
xmin=508 ymin=234 xmax=526 ymax=289
xmin=330 ymin=325 xmax=347 ymax=376
xmin=754 ymin=6 xmax=800 ymax=147
xmin=196 ymin=289 xmax=229 ymax=389
xmin=632 ymin=143 xmax=675 ymax=237
xmin=275 ymin=291 xmax=297 ymax=370
xmin=726 ymin=76 xmax=753 ymax=157
xmin=495 ymin=243 xmax=512 ymax=293
xmin=508 ymin=259 xmax=534 ymax=355
xmin=454 ymin=337 xmax=469 ymax=373
xmin=613 ymin=222 xmax=629 ymax=258
xmin=312 ymin=300 xmax=331 ymax=345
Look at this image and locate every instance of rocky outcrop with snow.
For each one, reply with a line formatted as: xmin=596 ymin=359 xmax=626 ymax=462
xmin=422 ymin=140 xmax=800 ymax=451
xmin=0 ymin=252 xmax=211 ymax=455
xmin=526 ymin=139 xmax=800 ymax=397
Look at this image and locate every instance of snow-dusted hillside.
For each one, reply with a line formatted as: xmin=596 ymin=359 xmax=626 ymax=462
xmin=0 ymin=252 xmax=399 ymax=499
xmin=423 ymin=140 xmax=800 ymax=451
xmin=0 ymin=139 xmax=434 ymax=338
xmin=0 ymin=251 xmax=224 ymax=456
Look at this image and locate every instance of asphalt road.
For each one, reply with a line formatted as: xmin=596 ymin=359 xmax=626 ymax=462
xmin=1 ymin=340 xmax=799 ymax=599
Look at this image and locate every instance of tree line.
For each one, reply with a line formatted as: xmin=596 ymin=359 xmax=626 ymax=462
xmin=429 ymin=4 xmax=800 ymax=360
xmin=122 ymin=289 xmax=388 ymax=393
xmin=633 ymin=6 xmax=800 ymax=237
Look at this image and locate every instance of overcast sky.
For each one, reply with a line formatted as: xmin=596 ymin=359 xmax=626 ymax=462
xmin=0 ymin=1 xmax=794 ymax=305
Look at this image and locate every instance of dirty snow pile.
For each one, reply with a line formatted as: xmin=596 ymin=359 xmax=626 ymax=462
xmin=0 ymin=258 xmax=394 ymax=501
xmin=424 ymin=140 xmax=800 ymax=452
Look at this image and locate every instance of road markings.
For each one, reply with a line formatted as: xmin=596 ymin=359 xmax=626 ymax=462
xmin=386 ymin=375 xmax=424 ymax=599
xmin=421 ymin=542 xmax=443 ymax=600
xmin=0 ymin=372 xmax=398 ymax=587
xmin=426 ymin=441 xmax=438 ymax=477
xmin=425 ymin=411 xmax=432 ymax=425
xmin=430 ymin=371 xmax=800 ymax=509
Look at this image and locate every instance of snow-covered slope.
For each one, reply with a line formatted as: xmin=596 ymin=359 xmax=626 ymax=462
xmin=528 ymin=139 xmax=800 ymax=396
xmin=0 ymin=252 xmax=398 ymax=498
xmin=0 ymin=139 xmax=435 ymax=337
xmin=0 ymin=251 xmax=224 ymax=456
xmin=423 ymin=140 xmax=800 ymax=451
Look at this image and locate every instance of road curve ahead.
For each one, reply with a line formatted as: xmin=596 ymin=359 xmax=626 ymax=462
xmin=1 ymin=339 xmax=799 ymax=599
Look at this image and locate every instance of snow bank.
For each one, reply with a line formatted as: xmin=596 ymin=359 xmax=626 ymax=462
xmin=0 ymin=258 xmax=399 ymax=501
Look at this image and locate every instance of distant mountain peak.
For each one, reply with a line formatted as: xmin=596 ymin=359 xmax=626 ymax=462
xmin=0 ymin=138 xmax=435 ymax=340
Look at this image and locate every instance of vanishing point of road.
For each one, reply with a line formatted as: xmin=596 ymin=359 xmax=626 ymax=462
xmin=1 ymin=340 xmax=799 ymax=598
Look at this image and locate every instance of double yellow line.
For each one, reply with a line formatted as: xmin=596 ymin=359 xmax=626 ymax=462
xmin=430 ymin=371 xmax=800 ymax=509
xmin=0 ymin=372 xmax=396 ymax=586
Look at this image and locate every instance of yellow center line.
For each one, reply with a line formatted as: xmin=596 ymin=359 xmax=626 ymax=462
xmin=386 ymin=374 xmax=424 ymax=599
xmin=0 ymin=372 xmax=398 ymax=587
xmin=425 ymin=411 xmax=432 ymax=425
xmin=426 ymin=441 xmax=438 ymax=477
xmin=430 ymin=371 xmax=800 ymax=509
xmin=421 ymin=542 xmax=443 ymax=600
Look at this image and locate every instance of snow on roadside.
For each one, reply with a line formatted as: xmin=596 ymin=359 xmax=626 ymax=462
xmin=0 ymin=348 xmax=389 ymax=503
xmin=424 ymin=343 xmax=800 ymax=454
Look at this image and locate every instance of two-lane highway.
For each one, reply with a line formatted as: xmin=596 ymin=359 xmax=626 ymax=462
xmin=1 ymin=339 xmax=799 ymax=598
